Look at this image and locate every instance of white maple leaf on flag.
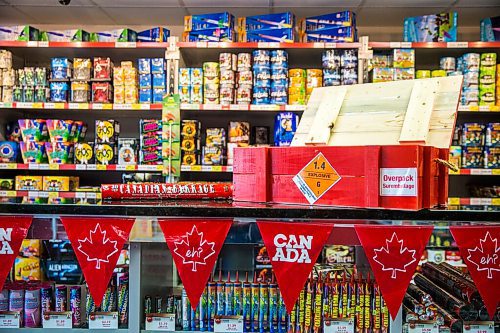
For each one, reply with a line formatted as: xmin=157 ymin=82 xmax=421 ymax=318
xmin=373 ymin=232 xmax=416 ymax=279
xmin=173 ymin=225 xmax=215 ymax=272
xmin=467 ymin=231 xmax=500 ymax=279
xmin=77 ymin=224 xmax=118 ymax=269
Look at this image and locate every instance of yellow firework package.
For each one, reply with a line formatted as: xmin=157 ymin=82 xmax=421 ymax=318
xmin=74 ymin=142 xmax=95 ymax=164
xmin=95 ymin=143 xmax=117 ymax=165
xmin=15 ymin=175 xmax=43 ymax=191
xmin=95 ymin=119 xmax=120 ymax=143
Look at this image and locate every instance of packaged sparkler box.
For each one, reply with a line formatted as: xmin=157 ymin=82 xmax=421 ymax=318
xmin=182 ymin=28 xmax=235 ymax=42
xmin=404 ymin=12 xmax=458 ymax=42
xmin=238 ymin=28 xmax=295 ymax=43
xmin=238 ymin=12 xmax=295 ymax=32
xmin=299 ymin=11 xmax=356 ymax=33
xmin=137 ymin=27 xmax=170 ymax=42
xmin=184 ymin=12 xmax=235 ymax=31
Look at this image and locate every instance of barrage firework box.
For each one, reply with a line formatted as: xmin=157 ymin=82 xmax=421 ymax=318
xmin=137 ymin=27 xmax=170 ymax=42
xmin=299 ymin=11 xmax=356 ymax=33
xmin=95 ymin=119 xmax=120 ymax=143
xmin=234 ymin=76 xmax=463 ymax=210
xmin=184 ymin=12 xmax=234 ymax=32
xmin=15 ymin=175 xmax=43 ymax=191
xmin=404 ymin=12 xmax=457 ymax=42
xmin=299 ymin=26 xmax=356 ymax=43
xmin=74 ymin=142 xmax=95 ymax=164
xmin=238 ymin=28 xmax=294 ymax=43
xmin=118 ymin=138 xmax=138 ymax=165
xmin=238 ymin=12 xmax=295 ymax=32
xmin=95 ymin=143 xmax=117 ymax=165
xmin=183 ymin=28 xmax=235 ymax=42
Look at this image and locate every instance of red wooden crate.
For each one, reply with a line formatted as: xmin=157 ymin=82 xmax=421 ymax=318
xmin=233 ymin=145 xmax=444 ymax=210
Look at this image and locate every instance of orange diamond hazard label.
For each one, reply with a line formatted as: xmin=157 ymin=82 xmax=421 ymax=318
xmin=292 ymin=152 xmax=341 ymax=204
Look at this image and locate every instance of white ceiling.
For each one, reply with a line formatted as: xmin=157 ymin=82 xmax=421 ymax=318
xmin=0 ymin=0 xmax=498 ymax=30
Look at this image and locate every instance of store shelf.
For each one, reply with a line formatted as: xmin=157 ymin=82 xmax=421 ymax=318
xmin=0 ymin=40 xmax=168 ymax=48
xmin=7 ymin=329 xmax=126 ymax=333
xmin=448 ymin=197 xmax=500 ymax=206
xmin=369 ymin=41 xmax=500 ymax=49
xmin=0 ymin=190 xmax=101 ymax=199
xmin=0 ymin=163 xmax=163 ymax=171
xmin=178 ymin=41 xmax=360 ymax=49
xmin=0 ymin=102 xmax=162 ymax=111
xmin=449 ymin=169 xmax=500 ymax=175
xmin=180 ymin=104 xmax=305 ymax=112
xmin=181 ymin=165 xmax=233 ymax=172
xmin=458 ymin=105 xmax=500 ymax=112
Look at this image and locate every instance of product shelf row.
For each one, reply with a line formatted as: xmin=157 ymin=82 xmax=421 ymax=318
xmin=1 ymin=40 xmax=500 ymax=50
xmin=0 ymin=163 xmax=232 ymax=172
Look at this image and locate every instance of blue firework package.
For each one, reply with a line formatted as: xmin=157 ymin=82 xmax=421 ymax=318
xmin=151 ymin=58 xmax=166 ymax=74
xmin=301 ymin=26 xmax=356 ymax=42
xmin=404 ymin=12 xmax=457 ymax=42
xmin=51 ymin=57 xmax=72 ymax=80
xmin=184 ymin=12 xmax=234 ymax=31
xmin=480 ymin=16 xmax=500 ymax=41
xmin=274 ymin=112 xmax=299 ymax=147
xmin=302 ymin=11 xmax=356 ymax=32
xmin=239 ymin=12 xmax=295 ymax=31
xmin=183 ymin=27 xmax=234 ymax=42
xmin=239 ymin=28 xmax=294 ymax=43
xmin=137 ymin=27 xmax=170 ymax=42
xmin=0 ymin=141 xmax=18 ymax=162
xmin=6 ymin=122 xmax=22 ymax=142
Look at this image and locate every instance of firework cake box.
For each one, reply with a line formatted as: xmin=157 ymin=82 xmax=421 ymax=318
xmin=233 ymin=76 xmax=463 ymax=210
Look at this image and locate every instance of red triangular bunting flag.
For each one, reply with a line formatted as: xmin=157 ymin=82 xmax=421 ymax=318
xmin=158 ymin=218 xmax=232 ymax=309
xmin=257 ymin=221 xmax=333 ymax=312
xmin=60 ymin=217 xmax=135 ymax=307
xmin=450 ymin=226 xmax=500 ymax=319
xmin=355 ymin=225 xmax=433 ymax=320
xmin=0 ymin=216 xmax=32 ymax=291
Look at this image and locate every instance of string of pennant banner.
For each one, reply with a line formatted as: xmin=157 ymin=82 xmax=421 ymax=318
xmin=0 ymin=217 xmax=498 ymax=320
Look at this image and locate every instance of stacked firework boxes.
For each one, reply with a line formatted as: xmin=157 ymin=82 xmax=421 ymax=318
xmin=113 ymin=61 xmax=138 ymax=104
xmin=138 ymin=58 xmax=166 ymax=104
xmin=456 ymin=53 xmax=496 ymax=107
xmin=179 ymin=67 xmax=203 ymax=104
xmin=145 ymin=271 xmax=388 ymax=333
xmin=181 ymin=120 xmax=202 ymax=166
xmin=140 ymin=119 xmax=163 ymax=165
xmin=253 ymin=50 xmax=288 ymax=105
xmin=403 ymin=12 xmax=458 ymax=42
xmin=298 ymin=11 xmax=357 ymax=43
xmin=371 ymin=49 xmax=415 ymax=83
xmin=237 ymin=12 xmax=296 ymax=43
xmin=203 ymin=128 xmax=226 ymax=166
xmin=0 ymin=50 xmax=13 ymax=102
xmin=183 ymin=12 xmax=236 ymax=42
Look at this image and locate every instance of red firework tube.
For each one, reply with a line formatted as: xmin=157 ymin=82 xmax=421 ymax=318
xmin=101 ymin=182 xmax=233 ymax=200
xmin=440 ymin=263 xmax=474 ymax=284
xmin=364 ymin=275 xmax=371 ymax=330
xmin=413 ymin=273 xmax=478 ymax=321
xmin=341 ymin=272 xmax=348 ymax=319
xmin=422 ymin=263 xmax=482 ymax=307
xmin=331 ymin=275 xmax=339 ymax=319
xmin=356 ymin=273 xmax=364 ymax=331
xmin=407 ymin=284 xmax=433 ymax=307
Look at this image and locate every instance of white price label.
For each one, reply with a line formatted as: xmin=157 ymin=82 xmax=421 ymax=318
xmin=88 ymin=312 xmax=119 ymax=329
xmin=42 ymin=312 xmax=72 ymax=328
xmin=479 ymin=105 xmax=491 ymax=111
xmin=214 ymin=316 xmax=243 ymax=333
xmin=313 ymin=42 xmax=324 ymax=48
xmin=258 ymin=42 xmax=280 ymax=48
xmin=400 ymin=42 xmax=412 ymax=48
xmin=389 ymin=42 xmax=401 ymax=48
xmin=27 ymin=41 xmax=38 ymax=47
xmin=324 ymin=319 xmax=354 ymax=333
xmin=115 ymin=42 xmax=136 ymax=48
xmin=0 ymin=312 xmax=20 ymax=328
xmin=28 ymin=163 xmax=39 ymax=170
xmin=447 ymin=42 xmax=468 ymax=48
xmin=16 ymin=102 xmax=33 ymax=108
xmin=87 ymin=164 xmax=97 ymax=170
xmin=286 ymin=105 xmax=306 ymax=111
xmin=38 ymin=164 xmax=50 ymax=170
xmin=324 ymin=43 xmax=337 ymax=48
xmin=38 ymin=41 xmax=49 ymax=47
xmin=470 ymin=169 xmax=492 ymax=175
xmin=86 ymin=193 xmax=97 ymax=199
xmin=75 ymin=164 xmax=86 ymax=170
xmin=408 ymin=322 xmax=439 ymax=333
xmin=464 ymin=321 xmax=494 ymax=333
xmin=145 ymin=314 xmax=176 ymax=331
xmin=44 ymin=102 xmax=55 ymax=109
xmin=115 ymin=165 xmax=126 ymax=171
xmin=75 ymin=192 xmax=86 ymax=199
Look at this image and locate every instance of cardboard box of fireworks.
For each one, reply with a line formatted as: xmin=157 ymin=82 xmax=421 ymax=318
xmin=233 ymin=76 xmax=462 ymax=210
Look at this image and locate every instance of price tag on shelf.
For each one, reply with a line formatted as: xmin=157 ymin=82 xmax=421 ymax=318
xmin=286 ymin=105 xmax=306 ymax=111
xmin=201 ymin=165 xmax=213 ymax=172
xmin=75 ymin=164 xmax=86 ymax=170
xmin=195 ymin=41 xmax=207 ymax=48
xmin=463 ymin=322 xmax=494 ymax=333
xmin=88 ymin=312 xmax=118 ymax=329
xmin=16 ymin=102 xmax=34 ymax=108
xmin=49 ymin=164 xmax=59 ymax=170
xmin=75 ymin=192 xmax=86 ymax=199
xmin=0 ymin=191 xmax=15 ymax=197
xmin=180 ymin=103 xmax=198 ymax=110
xmin=139 ymin=103 xmax=150 ymax=110
xmin=400 ymin=42 xmax=412 ymax=48
xmin=312 ymin=42 xmax=324 ymax=48
xmin=207 ymin=42 xmax=220 ymax=48
xmin=191 ymin=165 xmax=202 ymax=172
xmin=28 ymin=163 xmax=39 ymax=170
xmin=212 ymin=166 xmax=222 ymax=172
xmin=448 ymin=197 xmax=461 ymax=205
xmin=38 ymin=164 xmax=50 ymax=170
xmin=408 ymin=321 xmax=439 ymax=333
xmin=92 ymin=103 xmax=105 ymax=110
xmin=27 ymin=41 xmax=38 ymax=47
xmin=0 ymin=312 xmax=20 ymax=328
xmin=44 ymin=102 xmax=55 ymax=109
xmin=42 ymin=311 xmax=72 ymax=328
xmin=0 ymin=164 xmax=16 ymax=170
xmin=492 ymin=198 xmax=500 ymax=205
xmin=87 ymin=164 xmax=97 ymax=170
xmin=33 ymin=102 xmax=43 ymax=109
xmin=86 ymin=193 xmax=98 ymax=199
xmin=470 ymin=198 xmax=492 ymax=205
xmin=389 ymin=42 xmax=401 ymax=48
xmin=69 ymin=103 xmax=88 ymax=109
xmin=48 ymin=192 xmax=58 ymax=199
xmin=214 ymin=316 xmax=243 ymax=333
xmin=470 ymin=169 xmax=492 ymax=175
xmin=254 ymin=104 xmax=279 ymax=111
xmin=447 ymin=42 xmax=469 ymax=48
xmin=258 ymin=42 xmax=280 ymax=48
xmin=492 ymin=169 xmax=500 ymax=175
xmin=116 ymin=165 xmax=126 ymax=171
xmin=145 ymin=314 xmax=176 ymax=331
xmin=126 ymin=165 xmax=136 ymax=171
xmin=115 ymin=42 xmax=136 ymax=48
xmin=96 ymin=164 xmax=107 ymax=171
xmin=38 ymin=41 xmax=49 ymax=47
xmin=324 ymin=319 xmax=354 ymax=333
